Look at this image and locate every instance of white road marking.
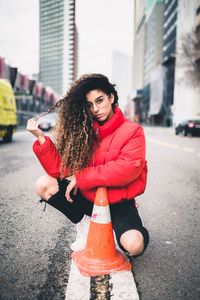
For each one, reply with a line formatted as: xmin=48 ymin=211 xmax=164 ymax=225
xmin=110 ymin=270 xmax=139 ymax=300
xmin=147 ymin=137 xmax=198 ymax=155
xmin=65 ymin=261 xmax=139 ymax=299
xmin=183 ymin=147 xmax=195 ymax=152
xmin=147 ymin=137 xmax=179 ymax=149
xmin=65 ymin=261 xmax=90 ymax=300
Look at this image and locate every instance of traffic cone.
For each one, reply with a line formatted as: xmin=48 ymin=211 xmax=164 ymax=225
xmin=71 ymin=187 xmax=131 ymax=276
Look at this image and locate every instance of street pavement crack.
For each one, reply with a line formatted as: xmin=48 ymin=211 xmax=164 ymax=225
xmin=90 ymin=274 xmax=112 ymax=300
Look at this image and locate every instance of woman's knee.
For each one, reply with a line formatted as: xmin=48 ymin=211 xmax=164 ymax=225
xmin=35 ymin=175 xmax=58 ymax=200
xmin=120 ymin=229 xmax=144 ymax=256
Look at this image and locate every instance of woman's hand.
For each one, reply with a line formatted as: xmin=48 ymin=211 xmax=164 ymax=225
xmin=26 ymin=118 xmax=46 ymax=144
xmin=65 ymin=175 xmax=78 ymax=202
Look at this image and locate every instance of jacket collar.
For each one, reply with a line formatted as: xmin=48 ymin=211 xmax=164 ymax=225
xmin=93 ymin=106 xmax=126 ymax=140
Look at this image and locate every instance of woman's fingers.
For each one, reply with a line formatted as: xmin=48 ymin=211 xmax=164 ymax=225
xmin=65 ymin=175 xmax=77 ymax=202
xmin=65 ymin=189 xmax=73 ymax=202
xmin=65 ymin=180 xmax=73 ymax=202
xmin=26 ymin=118 xmax=45 ymax=139
xmin=27 ymin=118 xmax=39 ymax=130
xmin=73 ymin=186 xmax=78 ymax=195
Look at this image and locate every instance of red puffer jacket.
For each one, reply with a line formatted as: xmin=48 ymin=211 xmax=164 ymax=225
xmin=33 ymin=107 xmax=148 ymax=204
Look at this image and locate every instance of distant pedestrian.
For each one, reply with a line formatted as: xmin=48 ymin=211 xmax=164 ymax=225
xmin=27 ymin=74 xmax=149 ymax=256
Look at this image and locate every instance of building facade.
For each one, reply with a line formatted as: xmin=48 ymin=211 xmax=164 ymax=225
xmin=131 ymin=0 xmax=146 ymax=122
xmin=173 ymin=0 xmax=200 ymax=124
xmin=39 ymin=0 xmax=76 ymax=96
xmin=145 ymin=1 xmax=164 ymax=125
xmin=131 ymin=0 xmax=200 ymax=126
xmin=132 ymin=0 xmax=146 ymax=90
xmin=162 ymin=0 xmax=178 ymax=126
xmin=132 ymin=0 xmax=165 ymax=124
xmin=144 ymin=2 xmax=164 ymax=85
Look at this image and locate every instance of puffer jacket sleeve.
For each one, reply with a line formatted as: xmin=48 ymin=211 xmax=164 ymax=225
xmin=75 ymin=125 xmax=146 ymax=190
xmin=33 ymin=136 xmax=68 ymax=178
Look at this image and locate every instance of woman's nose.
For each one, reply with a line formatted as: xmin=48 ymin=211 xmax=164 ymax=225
xmin=93 ymin=104 xmax=99 ymax=112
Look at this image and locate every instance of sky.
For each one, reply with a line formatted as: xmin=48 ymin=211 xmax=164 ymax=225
xmin=76 ymin=0 xmax=134 ymax=78
xmin=0 ymin=0 xmax=133 ymax=79
xmin=76 ymin=0 xmax=134 ymax=108
xmin=0 ymin=0 xmax=39 ymax=76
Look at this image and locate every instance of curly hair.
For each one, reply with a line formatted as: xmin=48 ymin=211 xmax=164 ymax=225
xmin=37 ymin=74 xmax=118 ymax=175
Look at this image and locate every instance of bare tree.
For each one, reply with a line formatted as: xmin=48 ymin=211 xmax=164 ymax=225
xmin=177 ymin=27 xmax=200 ymax=87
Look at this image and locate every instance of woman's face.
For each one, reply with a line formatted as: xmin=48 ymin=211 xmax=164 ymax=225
xmin=86 ymin=89 xmax=114 ymax=124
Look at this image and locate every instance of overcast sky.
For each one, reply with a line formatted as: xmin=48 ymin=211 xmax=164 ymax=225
xmin=0 ymin=0 xmax=39 ymax=76
xmin=0 ymin=0 xmax=133 ymax=80
xmin=76 ymin=0 xmax=134 ymax=78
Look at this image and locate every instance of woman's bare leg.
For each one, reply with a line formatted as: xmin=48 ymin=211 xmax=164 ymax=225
xmin=35 ymin=175 xmax=59 ymax=201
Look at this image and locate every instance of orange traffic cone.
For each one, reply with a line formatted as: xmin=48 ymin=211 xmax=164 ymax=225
xmin=71 ymin=187 xmax=131 ymax=276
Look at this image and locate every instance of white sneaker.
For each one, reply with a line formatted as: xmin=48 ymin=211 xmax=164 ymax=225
xmin=70 ymin=215 xmax=91 ymax=251
xmin=70 ymin=215 xmax=124 ymax=253
xmin=113 ymin=231 xmax=124 ymax=253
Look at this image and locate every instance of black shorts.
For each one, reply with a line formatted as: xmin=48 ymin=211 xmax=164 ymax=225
xmin=44 ymin=179 xmax=149 ymax=255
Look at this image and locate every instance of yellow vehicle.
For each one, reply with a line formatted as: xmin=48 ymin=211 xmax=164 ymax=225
xmin=0 ymin=79 xmax=17 ymax=142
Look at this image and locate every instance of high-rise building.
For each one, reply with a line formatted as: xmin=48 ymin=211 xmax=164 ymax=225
xmin=144 ymin=2 xmax=164 ymax=84
xmin=131 ymin=0 xmax=146 ymax=122
xmin=196 ymin=0 xmax=200 ymax=31
xmin=132 ymin=0 xmax=164 ymax=124
xmin=162 ymin=0 xmax=178 ymax=126
xmin=132 ymin=0 xmax=200 ymax=126
xmin=132 ymin=0 xmax=146 ymax=90
xmin=144 ymin=1 xmax=164 ymax=125
xmin=39 ymin=0 xmax=76 ymax=96
xmin=173 ymin=0 xmax=200 ymax=124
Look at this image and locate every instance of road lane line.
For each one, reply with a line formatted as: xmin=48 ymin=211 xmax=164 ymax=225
xmin=147 ymin=137 xmax=198 ymax=155
xmin=183 ymin=147 xmax=195 ymax=152
xmin=146 ymin=137 xmax=179 ymax=149
xmin=65 ymin=261 xmax=140 ymax=299
xmin=65 ymin=261 xmax=90 ymax=300
xmin=110 ymin=270 xmax=139 ymax=300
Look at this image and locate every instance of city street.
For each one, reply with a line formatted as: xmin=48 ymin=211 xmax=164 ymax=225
xmin=0 ymin=127 xmax=200 ymax=300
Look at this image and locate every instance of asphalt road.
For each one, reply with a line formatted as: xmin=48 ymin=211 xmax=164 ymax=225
xmin=0 ymin=127 xmax=200 ymax=300
xmin=0 ymin=131 xmax=74 ymax=300
xmin=134 ymin=127 xmax=200 ymax=300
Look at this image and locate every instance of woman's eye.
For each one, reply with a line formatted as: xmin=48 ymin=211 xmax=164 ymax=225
xmin=96 ymin=99 xmax=103 ymax=104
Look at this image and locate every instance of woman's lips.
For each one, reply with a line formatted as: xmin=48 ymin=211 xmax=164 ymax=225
xmin=96 ymin=114 xmax=102 ymax=118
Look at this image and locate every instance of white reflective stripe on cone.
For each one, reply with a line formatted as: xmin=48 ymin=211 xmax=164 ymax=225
xmin=91 ymin=205 xmax=111 ymax=224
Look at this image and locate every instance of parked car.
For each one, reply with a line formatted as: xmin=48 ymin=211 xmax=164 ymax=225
xmin=175 ymin=119 xmax=200 ymax=136
xmin=38 ymin=112 xmax=58 ymax=131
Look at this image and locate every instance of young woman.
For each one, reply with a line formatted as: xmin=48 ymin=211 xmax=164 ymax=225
xmin=27 ymin=74 xmax=149 ymax=257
